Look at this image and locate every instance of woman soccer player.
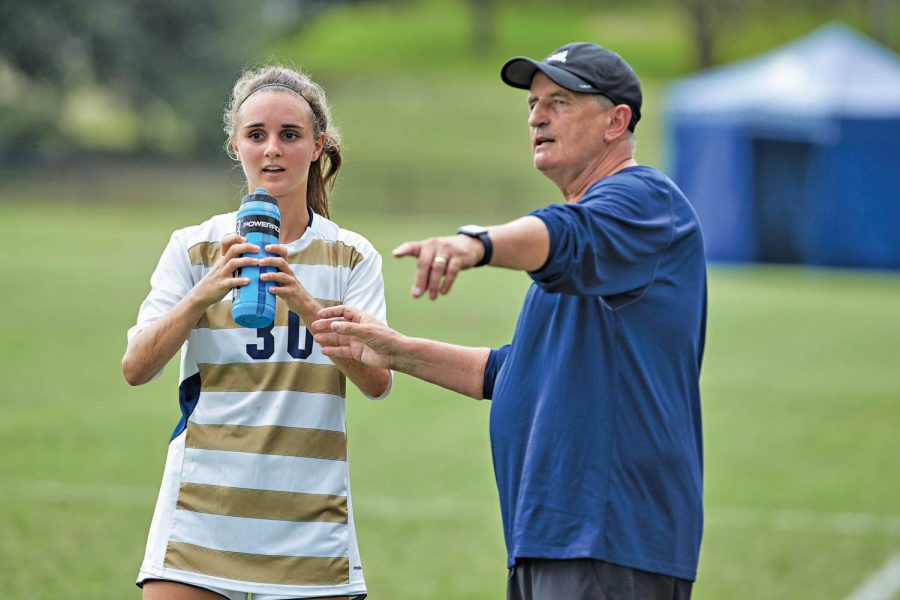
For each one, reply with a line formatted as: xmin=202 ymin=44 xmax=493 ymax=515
xmin=122 ymin=65 xmax=391 ymax=600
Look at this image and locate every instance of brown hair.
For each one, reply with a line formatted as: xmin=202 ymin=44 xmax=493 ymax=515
xmin=223 ymin=65 xmax=341 ymax=218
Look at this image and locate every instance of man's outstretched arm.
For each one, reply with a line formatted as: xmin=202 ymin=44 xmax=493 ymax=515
xmin=393 ymin=215 xmax=550 ymax=300
xmin=310 ymin=305 xmax=490 ymax=399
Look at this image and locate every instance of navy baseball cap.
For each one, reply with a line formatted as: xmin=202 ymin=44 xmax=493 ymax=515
xmin=501 ymin=42 xmax=642 ymax=131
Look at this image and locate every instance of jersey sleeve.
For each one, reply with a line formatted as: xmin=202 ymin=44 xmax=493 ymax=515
xmin=482 ymin=344 xmax=511 ymax=400
xmin=127 ymin=230 xmax=195 ymax=343
xmin=342 ymin=244 xmax=392 ymax=400
xmin=343 ymin=246 xmax=387 ymax=324
xmin=528 ymin=177 xmax=674 ymax=297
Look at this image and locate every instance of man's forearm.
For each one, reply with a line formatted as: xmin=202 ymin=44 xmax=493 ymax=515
xmin=484 ymin=215 xmax=550 ymax=272
xmin=391 ymin=337 xmax=490 ymax=400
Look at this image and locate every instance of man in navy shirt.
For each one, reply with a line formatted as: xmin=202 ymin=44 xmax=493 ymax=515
xmin=313 ymin=42 xmax=706 ymax=600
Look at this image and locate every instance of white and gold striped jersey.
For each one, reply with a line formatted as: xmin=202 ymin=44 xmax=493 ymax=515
xmin=129 ymin=209 xmax=389 ymax=597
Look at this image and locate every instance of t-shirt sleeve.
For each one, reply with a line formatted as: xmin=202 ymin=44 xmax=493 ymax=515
xmin=343 ymin=244 xmax=392 ymax=400
xmin=127 ymin=230 xmax=195 ymax=343
xmin=482 ymin=344 xmax=511 ymax=400
xmin=343 ymin=247 xmax=387 ymax=324
xmin=528 ymin=177 xmax=674 ymax=297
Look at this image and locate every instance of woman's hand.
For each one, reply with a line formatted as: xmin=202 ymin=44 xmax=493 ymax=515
xmin=259 ymin=244 xmax=317 ymax=321
xmin=189 ymin=234 xmax=259 ymax=308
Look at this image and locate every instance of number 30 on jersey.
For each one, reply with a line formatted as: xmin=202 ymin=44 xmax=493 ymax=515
xmin=245 ymin=312 xmax=313 ymax=360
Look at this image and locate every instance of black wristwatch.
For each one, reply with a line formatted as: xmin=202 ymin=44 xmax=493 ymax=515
xmin=457 ymin=224 xmax=493 ymax=267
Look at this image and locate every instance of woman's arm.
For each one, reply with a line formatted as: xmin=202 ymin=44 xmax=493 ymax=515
xmin=122 ymin=234 xmax=259 ymax=386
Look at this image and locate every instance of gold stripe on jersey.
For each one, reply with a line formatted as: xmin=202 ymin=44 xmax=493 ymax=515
xmin=164 ymin=541 xmax=349 ymax=586
xmin=197 ymin=298 xmax=342 ymax=329
xmin=188 ymin=239 xmax=364 ymax=269
xmin=198 ymin=362 xmax=345 ymax=396
xmin=177 ymin=482 xmax=348 ymax=523
xmin=186 ymin=422 xmax=347 ymax=461
xmin=288 ymin=239 xmax=364 ymax=270
xmin=188 ymin=241 xmax=221 ymax=266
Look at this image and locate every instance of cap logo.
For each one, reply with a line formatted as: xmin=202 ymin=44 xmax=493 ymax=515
xmin=546 ymin=50 xmax=568 ymax=63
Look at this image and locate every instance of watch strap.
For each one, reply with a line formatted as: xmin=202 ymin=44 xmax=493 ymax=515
xmin=458 ymin=226 xmax=493 ymax=267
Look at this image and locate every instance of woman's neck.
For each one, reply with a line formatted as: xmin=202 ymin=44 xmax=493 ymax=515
xmin=273 ymin=188 xmax=310 ymax=243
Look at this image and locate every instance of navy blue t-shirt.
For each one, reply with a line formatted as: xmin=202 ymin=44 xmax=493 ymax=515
xmin=483 ymin=166 xmax=706 ymax=581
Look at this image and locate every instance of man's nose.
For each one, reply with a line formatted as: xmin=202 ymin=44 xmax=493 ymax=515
xmin=528 ymin=104 xmax=548 ymax=128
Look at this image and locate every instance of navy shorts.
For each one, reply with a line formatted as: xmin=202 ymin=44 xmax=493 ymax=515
xmin=507 ymin=558 xmax=693 ymax=600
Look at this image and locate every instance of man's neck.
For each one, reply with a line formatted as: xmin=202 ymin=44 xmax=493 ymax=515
xmin=555 ymin=143 xmax=637 ymax=203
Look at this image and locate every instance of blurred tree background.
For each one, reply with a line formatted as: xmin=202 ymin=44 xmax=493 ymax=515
xmin=0 ymin=0 xmax=263 ymax=162
xmin=1 ymin=0 xmax=895 ymax=169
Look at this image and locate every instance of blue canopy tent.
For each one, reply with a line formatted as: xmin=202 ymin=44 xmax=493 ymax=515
xmin=666 ymin=24 xmax=900 ymax=269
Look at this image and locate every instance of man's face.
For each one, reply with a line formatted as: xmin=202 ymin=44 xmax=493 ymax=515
xmin=527 ymin=72 xmax=612 ymax=182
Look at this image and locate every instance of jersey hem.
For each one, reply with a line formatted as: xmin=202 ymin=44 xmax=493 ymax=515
xmin=137 ymin=566 xmax=368 ymax=597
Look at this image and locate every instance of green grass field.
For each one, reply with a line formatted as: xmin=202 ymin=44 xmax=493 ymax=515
xmin=1 ymin=194 xmax=898 ymax=598
xmin=3 ymin=3 xmax=900 ymax=597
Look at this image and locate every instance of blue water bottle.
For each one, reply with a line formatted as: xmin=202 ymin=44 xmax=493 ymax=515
xmin=232 ymin=188 xmax=281 ymax=328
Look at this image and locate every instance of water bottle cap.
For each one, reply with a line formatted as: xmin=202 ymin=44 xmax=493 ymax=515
xmin=240 ymin=188 xmax=278 ymax=206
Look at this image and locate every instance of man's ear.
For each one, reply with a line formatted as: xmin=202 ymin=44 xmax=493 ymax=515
xmin=604 ymin=105 xmax=632 ymax=141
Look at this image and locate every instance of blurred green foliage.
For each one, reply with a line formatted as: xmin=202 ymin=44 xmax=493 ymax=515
xmin=0 ymin=0 xmax=260 ymax=162
xmin=273 ymin=0 xmax=896 ymax=76
xmin=1 ymin=0 xmax=895 ymax=167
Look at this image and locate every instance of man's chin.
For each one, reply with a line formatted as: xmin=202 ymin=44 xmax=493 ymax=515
xmin=533 ymin=156 xmax=555 ymax=174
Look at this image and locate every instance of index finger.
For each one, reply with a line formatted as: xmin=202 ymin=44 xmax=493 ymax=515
xmin=221 ymin=233 xmax=247 ymax=252
xmin=264 ymin=244 xmax=289 ymax=259
xmin=223 ymin=242 xmax=260 ymax=260
xmin=392 ymin=241 xmax=422 ymax=258
xmin=309 ymin=316 xmax=346 ymax=334
xmin=316 ymin=304 xmax=358 ymax=321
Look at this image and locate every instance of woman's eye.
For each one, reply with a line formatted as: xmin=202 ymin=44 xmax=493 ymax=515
xmin=282 ymin=131 xmax=298 ymax=141
xmin=249 ymin=131 xmax=264 ymax=141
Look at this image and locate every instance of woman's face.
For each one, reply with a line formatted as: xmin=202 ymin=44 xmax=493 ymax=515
xmin=231 ymin=90 xmax=325 ymax=204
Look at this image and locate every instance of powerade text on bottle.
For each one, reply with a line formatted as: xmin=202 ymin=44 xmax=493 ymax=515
xmin=232 ymin=188 xmax=280 ymax=328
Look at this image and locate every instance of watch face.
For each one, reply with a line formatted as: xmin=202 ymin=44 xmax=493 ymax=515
xmin=459 ymin=224 xmax=487 ymax=236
